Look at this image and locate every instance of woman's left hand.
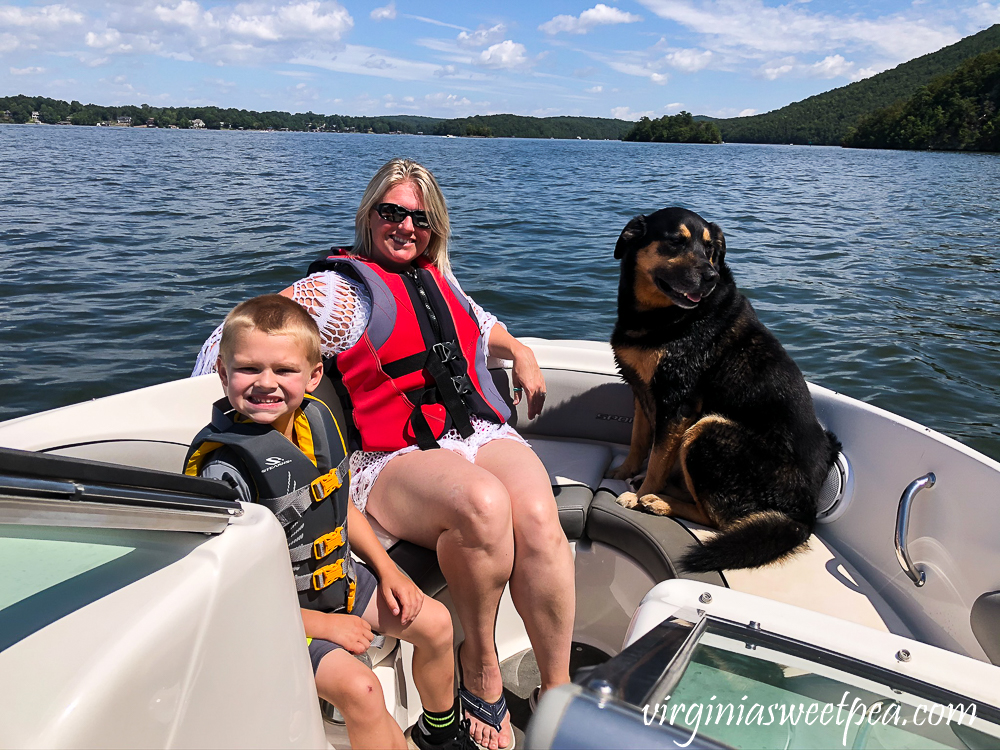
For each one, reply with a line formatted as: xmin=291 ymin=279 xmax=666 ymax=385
xmin=511 ymin=342 xmax=546 ymax=420
xmin=378 ymin=565 xmax=424 ymax=626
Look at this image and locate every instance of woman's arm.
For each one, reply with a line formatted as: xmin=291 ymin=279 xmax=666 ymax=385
xmin=488 ymin=324 xmax=546 ymax=420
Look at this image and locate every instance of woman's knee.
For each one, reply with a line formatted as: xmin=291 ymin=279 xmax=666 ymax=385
xmin=449 ymin=475 xmax=512 ymax=544
xmin=514 ymin=492 xmax=568 ymax=557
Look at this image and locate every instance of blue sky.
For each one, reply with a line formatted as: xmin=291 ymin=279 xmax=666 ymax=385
xmin=3 ymin=1 xmax=999 ymax=119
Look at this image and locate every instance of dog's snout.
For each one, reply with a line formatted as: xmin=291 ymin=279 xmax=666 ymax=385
xmin=702 ymin=265 xmax=719 ymax=284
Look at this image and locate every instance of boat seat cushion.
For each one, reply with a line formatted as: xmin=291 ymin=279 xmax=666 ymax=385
xmin=526 ymin=437 xmax=612 ymax=540
xmin=585 ymin=489 xmax=725 ymax=587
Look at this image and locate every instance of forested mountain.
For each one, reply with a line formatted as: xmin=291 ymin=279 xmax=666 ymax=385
xmin=712 ymin=23 xmax=1000 ymax=145
xmin=0 ymin=96 xmax=628 ymax=139
xmin=429 ymin=114 xmax=629 ymax=139
xmin=622 ymin=112 xmax=721 ymax=143
xmin=843 ymin=49 xmax=1000 ymax=151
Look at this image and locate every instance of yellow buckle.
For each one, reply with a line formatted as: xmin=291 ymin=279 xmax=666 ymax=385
xmin=346 ymin=579 xmax=357 ymax=613
xmin=313 ymin=527 xmax=346 ymax=560
xmin=311 ymin=559 xmax=346 ymax=591
xmin=310 ymin=469 xmax=343 ymax=503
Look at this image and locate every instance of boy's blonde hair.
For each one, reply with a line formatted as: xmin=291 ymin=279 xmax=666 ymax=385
xmin=354 ymin=158 xmax=452 ymax=275
xmin=219 ymin=294 xmax=322 ymax=365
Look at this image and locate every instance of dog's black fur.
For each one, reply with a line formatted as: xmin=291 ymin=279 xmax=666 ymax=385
xmin=609 ymin=207 xmax=840 ymax=573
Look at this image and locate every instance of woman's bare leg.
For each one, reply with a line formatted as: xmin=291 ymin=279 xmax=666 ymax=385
xmin=365 ymin=449 xmax=515 ymax=750
xmin=475 ymin=439 xmax=574 ymax=695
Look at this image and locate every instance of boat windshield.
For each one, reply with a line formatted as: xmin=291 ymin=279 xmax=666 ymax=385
xmin=642 ymin=618 xmax=1000 ymax=750
xmin=0 ymin=524 xmax=203 ymax=653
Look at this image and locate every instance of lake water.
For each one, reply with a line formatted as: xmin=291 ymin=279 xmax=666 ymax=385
xmin=2 ymin=125 xmax=999 ymax=461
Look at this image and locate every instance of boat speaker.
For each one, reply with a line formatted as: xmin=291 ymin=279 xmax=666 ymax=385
xmin=816 ymin=452 xmax=853 ymax=523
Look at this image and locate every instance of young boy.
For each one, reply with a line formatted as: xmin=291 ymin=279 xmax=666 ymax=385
xmin=186 ymin=295 xmax=469 ymax=750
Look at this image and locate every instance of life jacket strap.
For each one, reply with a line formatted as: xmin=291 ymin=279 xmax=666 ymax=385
xmin=310 ymin=456 xmax=350 ymax=502
xmin=312 ymin=526 xmax=347 ymax=560
xmin=294 ymin=556 xmax=355 ymax=594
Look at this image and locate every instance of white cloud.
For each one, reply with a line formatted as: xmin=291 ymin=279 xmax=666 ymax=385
xmin=478 ymin=40 xmax=530 ymax=69
xmin=586 ymin=85 xmax=603 ymax=93
xmin=0 ymin=4 xmax=83 ymax=30
xmin=292 ymin=43 xmax=447 ymax=81
xmin=540 ymin=4 xmax=641 ymax=35
xmin=636 ymin=0 xmax=960 ymax=62
xmin=370 ymin=3 xmax=396 ymax=21
xmin=761 ymin=62 xmax=793 ymax=80
xmin=809 ymin=54 xmax=853 ymax=79
xmin=610 ymin=105 xmax=655 ymax=120
xmin=738 ymin=108 xmax=757 ymax=116
xmin=663 ymin=48 xmax=712 ymax=72
xmin=457 ymin=23 xmax=506 ymax=48
xmin=57 ymin=1 xmax=356 ymax=67
xmin=10 ymin=66 xmax=46 ymax=74
xmin=967 ymin=2 xmax=1000 ymax=25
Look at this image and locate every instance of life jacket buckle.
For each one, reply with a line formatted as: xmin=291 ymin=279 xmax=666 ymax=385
xmin=312 ymin=559 xmax=346 ymax=591
xmin=313 ymin=527 xmax=346 ymax=560
xmin=433 ymin=341 xmax=460 ymax=363
xmin=451 ymin=374 xmax=474 ymax=396
xmin=310 ymin=468 xmax=342 ymax=503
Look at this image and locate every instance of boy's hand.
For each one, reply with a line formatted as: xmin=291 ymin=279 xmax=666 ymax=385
xmin=378 ymin=566 xmax=424 ymax=627
xmin=324 ymin=613 xmax=376 ymax=655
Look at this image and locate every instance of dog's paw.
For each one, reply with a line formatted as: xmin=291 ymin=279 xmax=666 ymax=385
xmin=637 ymin=494 xmax=673 ymax=516
xmin=616 ymin=491 xmax=639 ymax=509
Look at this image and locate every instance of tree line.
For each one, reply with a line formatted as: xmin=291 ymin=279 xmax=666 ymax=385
xmin=0 ymin=96 xmax=629 ymax=139
xmin=621 ymin=112 xmax=722 ymax=143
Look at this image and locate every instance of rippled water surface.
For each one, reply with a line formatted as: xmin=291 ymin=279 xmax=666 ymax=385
xmin=2 ymin=125 xmax=999 ymax=460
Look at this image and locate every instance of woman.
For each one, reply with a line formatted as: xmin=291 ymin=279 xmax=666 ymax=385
xmin=194 ymin=158 xmax=574 ymax=750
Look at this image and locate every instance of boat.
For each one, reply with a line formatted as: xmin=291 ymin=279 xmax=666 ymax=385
xmin=2 ymin=338 xmax=999 ymax=748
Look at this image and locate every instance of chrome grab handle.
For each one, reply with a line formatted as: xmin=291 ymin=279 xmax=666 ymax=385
xmin=894 ymin=472 xmax=935 ymax=587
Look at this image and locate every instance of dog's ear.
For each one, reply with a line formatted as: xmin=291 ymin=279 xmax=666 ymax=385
xmin=707 ymin=222 xmax=726 ymax=266
xmin=614 ymin=214 xmax=647 ymax=259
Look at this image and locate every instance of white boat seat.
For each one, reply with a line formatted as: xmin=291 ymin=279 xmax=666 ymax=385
xmin=590 ymin=476 xmax=905 ymax=634
xmin=584 ymin=488 xmax=726 ymax=587
xmin=526 ymin=437 xmax=613 ymax=540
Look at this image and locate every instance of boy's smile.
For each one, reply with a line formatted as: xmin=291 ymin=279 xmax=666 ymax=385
xmin=217 ymin=329 xmax=324 ymax=439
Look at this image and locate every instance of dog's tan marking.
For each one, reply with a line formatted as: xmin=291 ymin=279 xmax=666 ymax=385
xmin=614 ymin=346 xmax=661 ymax=386
xmin=608 ymin=397 xmax=653 ymax=480
xmin=677 ymin=415 xmax=736 ymax=528
xmin=636 ymin=415 xmax=695 ymax=498
xmin=702 ymin=227 xmax=711 ymax=243
xmin=678 ymin=224 xmax=691 ymax=239
xmin=633 ymin=243 xmax=674 ymax=309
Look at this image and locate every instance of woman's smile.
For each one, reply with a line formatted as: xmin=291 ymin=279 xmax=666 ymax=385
xmin=370 ymin=181 xmax=430 ymax=268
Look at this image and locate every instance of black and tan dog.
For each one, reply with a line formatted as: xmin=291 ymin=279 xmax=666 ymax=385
xmin=608 ymin=207 xmax=840 ymax=573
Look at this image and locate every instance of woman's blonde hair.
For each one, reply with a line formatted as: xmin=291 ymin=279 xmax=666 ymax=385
xmin=354 ymin=158 xmax=452 ymax=275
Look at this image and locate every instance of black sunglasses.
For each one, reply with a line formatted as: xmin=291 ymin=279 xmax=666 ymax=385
xmin=375 ymin=203 xmax=430 ymax=229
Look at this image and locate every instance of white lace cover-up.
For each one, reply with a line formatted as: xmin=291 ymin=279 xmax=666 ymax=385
xmin=192 ymin=270 xmax=528 ymax=512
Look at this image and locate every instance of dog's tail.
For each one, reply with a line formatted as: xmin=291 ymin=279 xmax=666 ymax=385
xmin=679 ymin=510 xmax=811 ymax=573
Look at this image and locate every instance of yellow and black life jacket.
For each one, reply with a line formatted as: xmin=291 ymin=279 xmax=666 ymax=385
xmin=184 ymin=394 xmax=355 ymax=613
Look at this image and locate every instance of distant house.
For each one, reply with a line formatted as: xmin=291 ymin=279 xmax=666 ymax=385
xmin=117 ymin=116 xmax=131 ymax=126
xmin=190 ymin=118 xmax=206 ymax=129
xmin=30 ymin=111 xmax=41 ymax=123
xmin=146 ymin=118 xmax=156 ymax=127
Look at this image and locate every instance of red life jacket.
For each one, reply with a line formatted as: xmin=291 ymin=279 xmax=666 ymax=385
xmin=308 ymin=249 xmax=511 ymax=452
